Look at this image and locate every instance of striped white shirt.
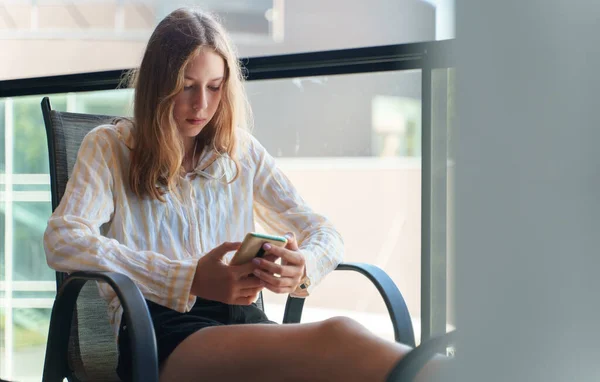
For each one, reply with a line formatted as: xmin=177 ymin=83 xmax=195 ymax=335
xmin=43 ymin=122 xmax=344 ymax=336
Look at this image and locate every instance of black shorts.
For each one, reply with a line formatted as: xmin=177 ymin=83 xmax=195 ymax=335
xmin=116 ymin=298 xmax=276 ymax=381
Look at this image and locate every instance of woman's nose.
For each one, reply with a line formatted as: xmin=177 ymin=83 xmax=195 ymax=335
xmin=193 ymin=89 xmax=208 ymax=111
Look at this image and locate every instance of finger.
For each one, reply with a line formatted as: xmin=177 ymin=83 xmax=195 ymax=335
xmin=261 ymin=280 xmax=293 ymax=294
xmin=263 ymin=243 xmax=305 ymax=266
xmin=253 ymin=257 xmax=296 ymax=278
xmin=229 ymin=261 xmax=259 ymax=278
xmin=252 ymin=268 xmax=297 ymax=288
xmin=230 ymin=253 xmax=281 ymax=278
xmin=284 ymin=232 xmax=299 ymax=251
xmin=208 ymin=242 xmax=242 ymax=259
xmin=238 ymin=275 xmax=265 ymax=289
xmin=260 ymin=254 xmax=281 ymax=272
xmin=263 ymin=254 xmax=279 ymax=263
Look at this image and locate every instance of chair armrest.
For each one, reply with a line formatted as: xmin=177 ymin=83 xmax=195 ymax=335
xmin=282 ymin=262 xmax=416 ymax=347
xmin=42 ymin=271 xmax=158 ymax=382
xmin=386 ymin=330 xmax=456 ymax=382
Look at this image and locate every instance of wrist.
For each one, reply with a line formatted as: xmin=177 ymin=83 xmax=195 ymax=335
xmin=298 ymin=266 xmax=310 ymax=290
xmin=190 ymin=259 xmax=203 ymax=296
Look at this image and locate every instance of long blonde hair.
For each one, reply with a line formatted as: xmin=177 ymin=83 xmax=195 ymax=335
xmin=127 ymin=7 xmax=251 ymax=201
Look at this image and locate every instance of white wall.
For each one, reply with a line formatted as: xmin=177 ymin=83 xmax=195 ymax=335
xmin=453 ymin=1 xmax=600 ymax=381
xmin=424 ymin=0 xmax=455 ymax=40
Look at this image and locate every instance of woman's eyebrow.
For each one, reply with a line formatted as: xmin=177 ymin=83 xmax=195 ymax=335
xmin=184 ymin=75 xmax=224 ymax=82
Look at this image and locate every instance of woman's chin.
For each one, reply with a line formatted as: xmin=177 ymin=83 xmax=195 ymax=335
xmin=179 ymin=125 xmax=205 ymax=138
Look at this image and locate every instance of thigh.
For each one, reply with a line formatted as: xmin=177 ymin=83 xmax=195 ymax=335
xmin=159 ymin=321 xmax=325 ymax=382
xmin=159 ymin=317 xmax=410 ymax=382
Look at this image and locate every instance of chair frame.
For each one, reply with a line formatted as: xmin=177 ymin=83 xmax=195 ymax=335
xmin=40 ymin=96 xmax=416 ymax=382
xmin=386 ymin=330 xmax=456 ymax=381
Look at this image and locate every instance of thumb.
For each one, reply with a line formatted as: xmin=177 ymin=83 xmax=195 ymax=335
xmin=207 ymin=242 xmax=241 ymax=260
xmin=284 ymin=232 xmax=299 ymax=251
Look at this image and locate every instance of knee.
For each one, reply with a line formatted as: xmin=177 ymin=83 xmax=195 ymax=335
xmin=318 ymin=316 xmax=365 ymax=340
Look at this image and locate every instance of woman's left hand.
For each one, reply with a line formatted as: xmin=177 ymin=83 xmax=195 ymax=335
xmin=251 ymin=233 xmax=305 ymax=294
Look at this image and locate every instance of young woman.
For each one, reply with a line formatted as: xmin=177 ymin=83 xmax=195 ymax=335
xmin=43 ymin=7 xmax=429 ymax=382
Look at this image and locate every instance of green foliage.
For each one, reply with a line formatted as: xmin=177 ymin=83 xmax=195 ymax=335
xmin=0 ymin=310 xmax=49 ymax=349
xmin=11 ymin=96 xmax=66 ymax=174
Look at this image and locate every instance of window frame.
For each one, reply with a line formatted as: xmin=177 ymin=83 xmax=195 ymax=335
xmin=0 ymin=39 xmax=455 ymax=344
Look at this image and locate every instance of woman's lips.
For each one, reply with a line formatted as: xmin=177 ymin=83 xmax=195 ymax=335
xmin=186 ymin=118 xmax=207 ymax=125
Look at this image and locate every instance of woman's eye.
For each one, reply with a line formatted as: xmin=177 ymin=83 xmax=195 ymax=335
xmin=183 ymin=84 xmax=220 ymax=92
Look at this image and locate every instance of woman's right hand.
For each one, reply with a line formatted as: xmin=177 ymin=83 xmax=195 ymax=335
xmin=191 ymin=242 xmax=265 ymax=305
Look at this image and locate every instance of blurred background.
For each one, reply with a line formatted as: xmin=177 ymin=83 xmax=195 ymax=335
xmin=0 ymin=1 xmax=455 ymax=380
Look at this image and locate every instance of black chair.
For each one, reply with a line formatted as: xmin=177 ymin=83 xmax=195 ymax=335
xmin=41 ymin=96 xmax=416 ymax=382
xmin=386 ymin=330 xmax=456 ymax=382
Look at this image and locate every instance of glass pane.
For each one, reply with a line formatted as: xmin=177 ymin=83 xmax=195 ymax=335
xmin=12 ymin=202 xmax=54 ymax=282
xmin=0 ymin=307 xmax=4 ymax=378
xmin=0 ymin=67 xmax=424 ymax=380
xmin=248 ymin=70 xmax=423 ymax=343
xmin=70 ymin=89 xmax=134 ymax=116
xmin=1 ymin=94 xmax=57 ymax=381
xmin=11 ymin=96 xmax=56 ymax=175
xmin=1 ymin=0 xmax=450 ymax=80
xmin=9 ymin=307 xmax=51 ymax=382
xmin=248 ymin=71 xmax=422 ymax=158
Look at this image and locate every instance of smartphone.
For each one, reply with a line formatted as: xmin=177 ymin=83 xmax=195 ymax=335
xmin=229 ymin=232 xmax=288 ymax=266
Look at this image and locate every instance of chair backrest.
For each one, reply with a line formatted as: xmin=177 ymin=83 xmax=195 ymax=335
xmin=42 ymin=96 xmax=122 ymax=381
xmin=41 ymin=97 xmax=266 ymax=381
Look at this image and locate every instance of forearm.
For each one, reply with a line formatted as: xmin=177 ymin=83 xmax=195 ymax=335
xmin=44 ymin=218 xmax=198 ymax=312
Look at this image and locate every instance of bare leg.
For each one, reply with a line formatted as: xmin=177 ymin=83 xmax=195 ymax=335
xmin=160 ymin=316 xmax=412 ymax=382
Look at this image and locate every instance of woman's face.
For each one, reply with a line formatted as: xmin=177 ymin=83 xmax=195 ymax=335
xmin=173 ymin=49 xmax=225 ymax=144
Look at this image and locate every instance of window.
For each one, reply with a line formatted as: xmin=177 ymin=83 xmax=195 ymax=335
xmin=246 ymin=70 xmax=423 ymax=341
xmin=0 ymin=40 xmax=455 ymax=381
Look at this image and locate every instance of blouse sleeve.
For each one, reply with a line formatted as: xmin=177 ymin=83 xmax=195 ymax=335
xmin=249 ymin=134 xmax=344 ymax=297
xmin=43 ymin=128 xmax=198 ymax=312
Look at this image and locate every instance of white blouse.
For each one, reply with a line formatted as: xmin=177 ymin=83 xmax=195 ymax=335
xmin=43 ymin=122 xmax=344 ymax=336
